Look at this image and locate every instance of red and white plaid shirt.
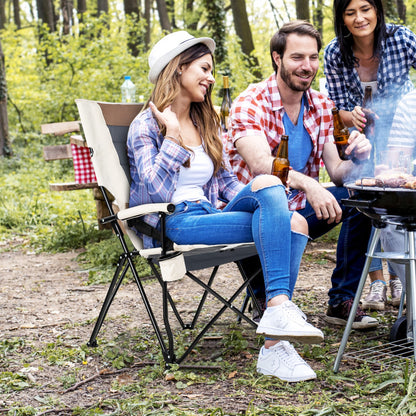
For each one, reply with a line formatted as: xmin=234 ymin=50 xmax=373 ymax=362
xmin=226 ymin=74 xmax=334 ymax=211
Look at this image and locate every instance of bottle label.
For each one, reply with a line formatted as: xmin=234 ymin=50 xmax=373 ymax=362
xmin=272 ymin=166 xmax=289 ymax=185
xmin=333 ymin=135 xmax=349 ymax=145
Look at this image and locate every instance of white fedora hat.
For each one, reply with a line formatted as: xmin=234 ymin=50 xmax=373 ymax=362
xmin=148 ymin=31 xmax=215 ymax=84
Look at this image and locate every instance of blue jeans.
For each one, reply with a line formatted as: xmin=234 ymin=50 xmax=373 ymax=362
xmin=165 ymin=181 xmax=308 ymax=302
xmin=298 ymin=186 xmax=372 ymax=305
xmin=244 ymin=186 xmax=372 ymax=306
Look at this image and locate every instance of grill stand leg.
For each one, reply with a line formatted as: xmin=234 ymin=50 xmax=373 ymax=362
xmin=407 ymin=231 xmax=416 ymax=360
xmin=333 ymin=227 xmax=382 ymax=373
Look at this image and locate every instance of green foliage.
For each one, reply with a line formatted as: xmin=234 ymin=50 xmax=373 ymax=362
xmin=0 ymin=372 xmax=31 ymax=393
xmin=0 ymin=132 xmax=101 ymax=249
xmin=3 ymin=15 xmax=150 ymax=132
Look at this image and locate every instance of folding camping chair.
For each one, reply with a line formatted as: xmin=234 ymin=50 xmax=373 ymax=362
xmin=75 ymin=99 xmax=262 ymax=366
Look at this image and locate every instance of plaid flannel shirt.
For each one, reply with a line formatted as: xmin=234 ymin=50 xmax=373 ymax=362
xmin=324 ymin=24 xmax=416 ymax=114
xmin=128 ymin=108 xmax=244 ymax=248
xmin=226 ymin=74 xmax=333 ymax=211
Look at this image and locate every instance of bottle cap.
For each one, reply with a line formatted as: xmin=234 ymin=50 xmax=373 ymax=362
xmin=124 ymin=75 xmax=131 ymax=80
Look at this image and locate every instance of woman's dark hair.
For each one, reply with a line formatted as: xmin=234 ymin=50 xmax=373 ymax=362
xmin=333 ymin=0 xmax=392 ymax=68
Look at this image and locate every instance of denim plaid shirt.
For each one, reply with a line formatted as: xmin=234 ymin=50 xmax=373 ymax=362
xmin=127 ymin=108 xmax=243 ymax=248
xmin=324 ymin=24 xmax=416 ymax=115
xmin=226 ymin=74 xmax=333 ymax=211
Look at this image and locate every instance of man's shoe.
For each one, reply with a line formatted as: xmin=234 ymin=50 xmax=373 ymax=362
xmin=256 ymin=300 xmax=324 ymax=344
xmin=361 ymin=280 xmax=387 ymax=310
xmin=257 ymin=341 xmax=316 ymax=382
xmin=325 ymin=299 xmax=378 ymax=329
xmin=389 ymin=277 xmax=404 ymax=307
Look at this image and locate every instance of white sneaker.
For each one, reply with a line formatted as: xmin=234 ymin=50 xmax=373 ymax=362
xmin=256 ymin=300 xmax=324 ymax=344
xmin=257 ymin=341 xmax=317 ymax=382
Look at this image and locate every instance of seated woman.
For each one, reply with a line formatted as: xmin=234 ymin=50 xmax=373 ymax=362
xmin=127 ymin=30 xmax=323 ymax=383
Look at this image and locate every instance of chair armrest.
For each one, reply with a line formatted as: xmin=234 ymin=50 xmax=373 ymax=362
xmin=116 ymin=203 xmax=175 ymax=221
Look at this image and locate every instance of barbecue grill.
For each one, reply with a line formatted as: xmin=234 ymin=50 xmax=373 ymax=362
xmin=333 ymin=181 xmax=416 ymax=372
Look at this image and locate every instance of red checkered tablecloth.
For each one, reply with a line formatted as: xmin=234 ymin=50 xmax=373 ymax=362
xmin=71 ymin=143 xmax=97 ymax=184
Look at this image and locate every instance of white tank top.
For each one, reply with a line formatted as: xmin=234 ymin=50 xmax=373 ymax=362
xmin=171 ymin=144 xmax=214 ymax=204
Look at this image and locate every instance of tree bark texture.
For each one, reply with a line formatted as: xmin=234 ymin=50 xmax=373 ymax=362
xmin=0 ymin=0 xmax=5 ymax=29
xmin=229 ymin=0 xmax=262 ymax=81
xmin=296 ymin=0 xmax=310 ymax=21
xmin=185 ymin=0 xmax=198 ymax=30
xmin=144 ymin=0 xmax=151 ymax=50
xmin=13 ymin=0 xmax=21 ymax=29
xmin=61 ymin=0 xmax=74 ymax=35
xmin=0 ymin=39 xmax=10 ymax=156
xmin=124 ymin=0 xmax=141 ymax=56
xmin=396 ymin=0 xmax=406 ymax=23
xmin=36 ymin=0 xmax=57 ymax=32
xmin=312 ymin=0 xmax=323 ymax=38
xmin=97 ymin=0 xmax=109 ymax=15
xmin=156 ymin=0 xmax=171 ymax=32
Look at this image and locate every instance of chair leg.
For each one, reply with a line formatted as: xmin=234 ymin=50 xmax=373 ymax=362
xmin=87 ymin=256 xmax=129 ymax=347
xmin=333 ymin=227 xmax=382 ymax=373
xmin=238 ymin=294 xmax=251 ymax=324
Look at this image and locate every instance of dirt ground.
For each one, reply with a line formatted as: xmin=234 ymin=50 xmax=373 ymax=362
xmin=0 ymin=238 xmax=389 ymax=414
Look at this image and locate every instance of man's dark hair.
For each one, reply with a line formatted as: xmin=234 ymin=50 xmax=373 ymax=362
xmin=270 ymin=20 xmax=322 ymax=73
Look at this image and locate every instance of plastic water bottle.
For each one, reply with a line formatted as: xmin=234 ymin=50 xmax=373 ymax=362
xmin=121 ymin=76 xmax=136 ymax=103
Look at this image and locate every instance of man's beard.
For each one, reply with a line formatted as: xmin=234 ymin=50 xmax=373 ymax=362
xmin=280 ymin=61 xmax=316 ymax=92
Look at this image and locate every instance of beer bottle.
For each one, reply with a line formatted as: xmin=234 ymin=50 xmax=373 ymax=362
xmin=272 ymin=135 xmax=290 ymax=186
xmin=220 ymin=76 xmax=232 ymax=132
xmin=362 ymin=85 xmax=375 ymax=137
xmin=332 ymin=107 xmax=351 ymax=161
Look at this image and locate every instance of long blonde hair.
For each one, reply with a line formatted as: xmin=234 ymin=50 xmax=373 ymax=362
xmin=147 ymin=43 xmax=224 ymax=174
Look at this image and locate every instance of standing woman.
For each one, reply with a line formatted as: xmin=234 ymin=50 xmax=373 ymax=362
xmin=324 ymin=0 xmax=416 ymax=310
xmin=127 ymin=31 xmax=324 ymax=382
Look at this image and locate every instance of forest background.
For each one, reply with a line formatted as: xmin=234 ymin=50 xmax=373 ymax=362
xmin=1 ymin=0 xmax=416 ymax=415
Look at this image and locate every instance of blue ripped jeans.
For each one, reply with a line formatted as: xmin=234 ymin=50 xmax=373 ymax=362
xmin=165 ymin=181 xmax=308 ymax=302
xmin=245 ymin=185 xmax=372 ymax=306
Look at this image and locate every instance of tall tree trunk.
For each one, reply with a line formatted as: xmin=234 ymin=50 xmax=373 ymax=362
xmin=166 ymin=0 xmax=176 ymax=28
xmin=77 ymin=0 xmax=86 ymax=22
xmin=202 ymin=0 xmax=227 ymax=67
xmin=97 ymin=0 xmax=109 ymax=15
xmin=229 ymin=0 xmax=262 ymax=81
xmin=156 ymin=0 xmax=171 ymax=32
xmin=124 ymin=0 xmax=141 ymax=56
xmin=13 ymin=0 xmax=21 ymax=29
xmin=312 ymin=0 xmax=323 ymax=38
xmin=0 ymin=0 xmax=5 ymax=29
xmin=37 ymin=0 xmax=57 ymax=32
xmin=144 ymin=0 xmax=151 ymax=50
xmin=296 ymin=0 xmax=310 ymax=21
xmin=185 ymin=0 xmax=198 ymax=30
xmin=0 ymin=39 xmax=11 ymax=157
xmin=61 ymin=0 xmax=74 ymax=35
xmin=396 ymin=0 xmax=406 ymax=23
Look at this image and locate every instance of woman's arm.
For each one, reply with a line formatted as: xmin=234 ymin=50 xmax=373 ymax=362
xmin=128 ymin=111 xmax=191 ymax=203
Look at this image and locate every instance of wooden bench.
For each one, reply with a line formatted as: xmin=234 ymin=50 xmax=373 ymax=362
xmin=41 ymin=121 xmax=111 ymax=229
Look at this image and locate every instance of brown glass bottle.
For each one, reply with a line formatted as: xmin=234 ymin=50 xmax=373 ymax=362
xmin=220 ymin=76 xmax=232 ymax=132
xmin=362 ymin=85 xmax=375 ymax=137
xmin=272 ymin=135 xmax=290 ymax=186
xmin=332 ymin=107 xmax=351 ymax=160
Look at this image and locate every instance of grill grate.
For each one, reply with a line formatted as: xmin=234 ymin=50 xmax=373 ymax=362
xmin=343 ymin=339 xmax=415 ymax=371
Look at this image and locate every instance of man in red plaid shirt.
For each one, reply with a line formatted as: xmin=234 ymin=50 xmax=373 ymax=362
xmin=226 ymin=20 xmax=378 ymax=330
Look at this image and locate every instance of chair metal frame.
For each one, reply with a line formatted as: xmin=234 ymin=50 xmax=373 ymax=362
xmin=75 ymin=99 xmax=261 ymax=366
